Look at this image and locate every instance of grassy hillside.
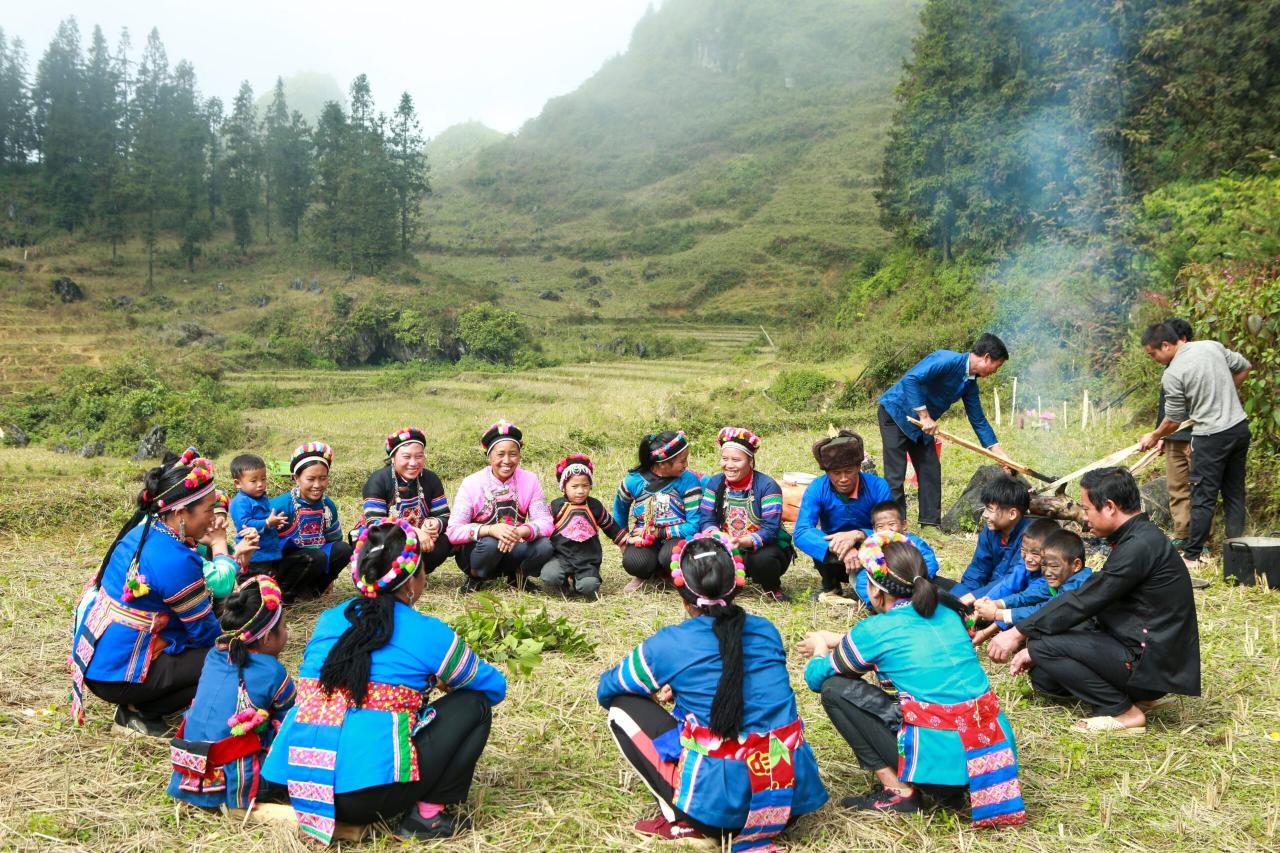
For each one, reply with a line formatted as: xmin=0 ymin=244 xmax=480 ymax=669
xmin=426 ymin=0 xmax=922 ymax=320
xmin=426 ymin=121 xmax=506 ymax=177
xmin=4 ymin=331 xmax=1277 ymax=851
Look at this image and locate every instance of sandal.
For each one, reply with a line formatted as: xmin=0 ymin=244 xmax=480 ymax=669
xmin=1136 ymin=696 xmax=1178 ymax=713
xmin=1073 ymin=716 xmax=1146 ymax=735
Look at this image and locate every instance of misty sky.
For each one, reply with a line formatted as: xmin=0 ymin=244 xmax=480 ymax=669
xmin=6 ymin=0 xmax=657 ymax=136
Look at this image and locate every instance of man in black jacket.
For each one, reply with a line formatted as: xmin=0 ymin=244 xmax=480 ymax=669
xmin=988 ymin=467 xmax=1200 ymax=733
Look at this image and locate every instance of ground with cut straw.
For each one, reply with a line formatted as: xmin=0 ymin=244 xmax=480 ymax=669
xmin=2 ymin=329 xmax=1277 ymax=852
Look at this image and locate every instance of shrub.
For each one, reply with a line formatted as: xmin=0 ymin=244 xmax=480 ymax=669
xmin=0 ymin=358 xmax=244 ymax=456
xmin=768 ymin=369 xmax=834 ymax=413
xmin=456 ymin=303 xmax=533 ymax=364
xmin=450 ymin=594 xmax=594 ymax=676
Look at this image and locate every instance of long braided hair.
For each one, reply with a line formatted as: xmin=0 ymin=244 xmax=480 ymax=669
xmin=675 ymin=537 xmax=747 ymax=738
xmin=318 ymin=522 xmax=416 ymax=706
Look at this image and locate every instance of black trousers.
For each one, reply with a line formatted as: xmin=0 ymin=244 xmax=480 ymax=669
xmin=813 ymin=555 xmax=848 ymax=592
xmin=1185 ymin=420 xmax=1251 ymax=560
xmin=264 ymin=542 xmax=353 ymax=600
xmin=85 ymin=646 xmax=210 ymax=717
xmin=878 ymin=404 xmax=943 ymax=527
xmin=456 ymin=536 xmax=554 ymax=580
xmin=334 ymin=691 xmax=494 ymax=825
xmin=605 ymin=694 xmax=724 ymax=836
xmin=819 ymin=675 xmax=965 ymax=800
xmin=743 ymin=544 xmax=792 ymax=592
xmin=621 ymin=539 xmax=678 ymax=579
xmin=1027 ymin=629 xmax=1164 ymax=717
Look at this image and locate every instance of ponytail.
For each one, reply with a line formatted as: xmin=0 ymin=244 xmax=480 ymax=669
xmin=318 ymin=595 xmax=397 ymax=706
xmin=910 ymin=574 xmax=938 ymax=618
xmin=707 ymin=602 xmax=746 ymax=738
xmin=633 ymin=433 xmax=658 ymax=473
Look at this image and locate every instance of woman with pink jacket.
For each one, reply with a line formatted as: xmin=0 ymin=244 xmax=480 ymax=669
xmin=447 ymin=420 xmax=555 ymax=593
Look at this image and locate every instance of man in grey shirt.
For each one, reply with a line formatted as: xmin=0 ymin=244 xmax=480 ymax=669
xmin=1139 ymin=322 xmax=1251 ymax=568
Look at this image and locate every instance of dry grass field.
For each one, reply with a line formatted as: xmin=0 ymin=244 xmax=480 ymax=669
xmin=1 ymin=329 xmax=1277 ymax=851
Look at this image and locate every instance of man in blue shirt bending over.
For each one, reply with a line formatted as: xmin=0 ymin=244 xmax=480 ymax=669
xmin=878 ymin=334 xmax=1012 ymax=529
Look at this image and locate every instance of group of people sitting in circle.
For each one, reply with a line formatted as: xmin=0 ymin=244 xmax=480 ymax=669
xmin=68 ymin=417 xmax=1201 ymax=849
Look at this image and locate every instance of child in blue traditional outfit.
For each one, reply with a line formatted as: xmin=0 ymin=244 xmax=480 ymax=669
xmin=540 ymin=454 xmax=627 ymax=598
xmin=614 ymin=431 xmax=703 ymax=592
xmin=263 ymin=518 xmax=507 ymax=843
xmin=168 ymin=575 xmax=295 ymax=809
xmin=800 ymin=534 xmax=1026 ymax=825
xmin=70 ymin=449 xmax=227 ymax=736
xmin=792 ymin=430 xmax=893 ymax=603
xmin=271 ymin=442 xmax=353 ymax=600
xmin=969 ymin=517 xmax=1061 ymax=643
xmin=851 ymin=501 xmax=943 ymax=606
xmin=700 ymin=427 xmax=793 ymax=602
xmin=597 ymin=534 xmax=828 ymax=850
xmin=975 ymin=528 xmax=1093 ymax=639
xmin=952 ymin=474 xmax=1032 ymax=601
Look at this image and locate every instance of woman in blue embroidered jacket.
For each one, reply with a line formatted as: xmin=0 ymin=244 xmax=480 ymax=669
xmin=597 ymin=534 xmax=827 ymax=850
xmin=614 ymin=430 xmax=703 ymax=592
xmin=358 ymin=427 xmax=454 ymax=574
xmin=271 ymin=442 xmax=353 ymax=600
xmin=70 ymin=449 xmax=227 ymax=737
xmin=263 ymin=518 xmax=507 ymax=844
xmin=700 ymin=427 xmax=792 ymax=602
xmin=799 ymin=535 xmax=1026 ymax=826
xmin=168 ymin=575 xmax=295 ymax=809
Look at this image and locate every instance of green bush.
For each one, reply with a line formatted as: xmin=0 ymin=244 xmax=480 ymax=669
xmin=456 ymin=303 xmax=534 ymax=364
xmin=0 ymin=358 xmax=244 ymax=456
xmin=768 ymin=369 xmax=834 ymax=413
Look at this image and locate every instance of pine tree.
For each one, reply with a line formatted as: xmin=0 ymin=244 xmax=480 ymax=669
xmin=277 ymin=109 xmax=313 ymax=241
xmin=204 ymin=95 xmax=223 ymax=221
xmin=172 ymin=60 xmax=209 ymax=271
xmin=223 ymin=80 xmax=259 ymax=254
xmin=0 ymin=29 xmax=35 ymax=167
xmin=389 ymin=91 xmax=429 ymax=253
xmin=128 ymin=28 xmax=172 ymax=289
xmin=33 ymin=17 xmax=89 ymax=232
xmin=83 ymin=25 xmax=128 ymax=257
xmin=261 ymin=77 xmax=290 ymax=241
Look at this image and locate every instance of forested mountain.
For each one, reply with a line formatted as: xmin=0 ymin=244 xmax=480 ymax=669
xmin=425 ymin=121 xmax=504 ymax=176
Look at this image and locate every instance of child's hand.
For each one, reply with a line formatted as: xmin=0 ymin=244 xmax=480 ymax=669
xmin=234 ymin=527 xmax=260 ymax=569
xmin=415 ymin=522 xmax=439 ymax=550
xmin=653 ymin=684 xmax=674 ymax=705
xmin=971 ymin=623 xmax=1000 ymax=647
xmin=958 ymin=592 xmax=976 ymax=606
xmin=209 ymin=514 xmax=228 ymax=534
xmin=973 ymin=598 xmax=999 ymax=622
xmin=796 ymin=632 xmax=830 ymax=658
xmin=265 ymin=510 xmax=287 ymax=530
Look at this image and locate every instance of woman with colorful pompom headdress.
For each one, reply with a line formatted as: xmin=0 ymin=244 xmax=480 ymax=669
xmin=167 ymin=575 xmax=294 ymax=809
xmin=614 ymin=429 xmax=704 ymax=592
xmin=700 ymin=426 xmax=794 ymax=602
xmin=445 ymin=420 xmax=555 ymax=593
xmin=263 ymin=518 xmax=507 ymax=843
xmin=596 ymin=533 xmax=828 ymax=849
xmin=70 ymin=448 xmax=228 ymax=737
xmin=355 ymin=426 xmax=455 ymax=575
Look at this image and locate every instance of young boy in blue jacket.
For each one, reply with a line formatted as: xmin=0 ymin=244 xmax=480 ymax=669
xmin=851 ymin=501 xmax=944 ymax=606
xmin=974 ymin=528 xmax=1093 ymax=645
xmin=952 ymin=474 xmax=1031 ymax=602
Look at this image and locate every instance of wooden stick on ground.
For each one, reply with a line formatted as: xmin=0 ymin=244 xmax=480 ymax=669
xmin=907 ymin=417 xmax=1059 ymax=483
xmin=1128 ymin=446 xmax=1162 ymax=476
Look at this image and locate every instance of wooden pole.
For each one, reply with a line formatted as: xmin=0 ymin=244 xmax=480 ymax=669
xmin=1081 ymin=389 xmax=1090 ymax=430
xmin=994 ymin=388 xmax=1002 ymax=427
xmin=908 ymin=417 xmax=1058 ymax=482
xmin=1011 ymin=376 xmax=1018 ymax=414
xmin=1037 ymin=395 xmax=1042 ymax=425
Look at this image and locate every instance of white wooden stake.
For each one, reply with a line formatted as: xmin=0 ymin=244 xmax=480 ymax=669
xmin=995 ymin=388 xmax=1002 ymax=427
xmin=1011 ymin=376 xmax=1018 ymax=414
xmin=1081 ymin=389 xmax=1090 ymax=430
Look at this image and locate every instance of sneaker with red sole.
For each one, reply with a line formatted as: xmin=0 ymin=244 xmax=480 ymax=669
xmin=633 ymin=814 xmax=711 ymax=844
xmin=839 ymin=785 xmax=922 ymax=814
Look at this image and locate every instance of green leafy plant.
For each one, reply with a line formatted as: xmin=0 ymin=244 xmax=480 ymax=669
xmin=450 ymin=593 xmax=595 ymax=676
